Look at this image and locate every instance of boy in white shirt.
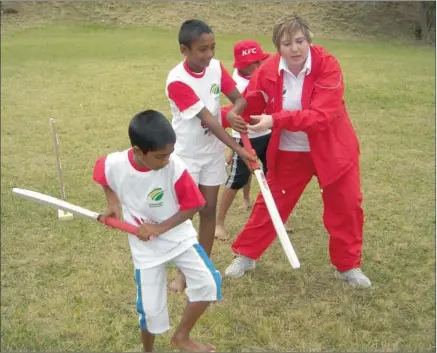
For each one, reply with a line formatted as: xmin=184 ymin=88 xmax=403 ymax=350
xmin=166 ymin=19 xmax=256 ymax=292
xmin=93 ymin=110 xmax=220 ymax=352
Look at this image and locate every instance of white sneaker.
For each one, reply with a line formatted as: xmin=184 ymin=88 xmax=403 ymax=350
xmin=335 ymin=268 xmax=372 ymax=288
xmin=224 ymin=255 xmax=256 ymax=278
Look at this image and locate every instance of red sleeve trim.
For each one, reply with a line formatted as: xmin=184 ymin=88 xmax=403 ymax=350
xmin=174 ymin=170 xmax=206 ymax=211
xmin=220 ymin=62 xmax=236 ymax=95
xmin=93 ymin=156 xmax=108 ymax=187
xmin=167 ymin=81 xmax=200 ymax=112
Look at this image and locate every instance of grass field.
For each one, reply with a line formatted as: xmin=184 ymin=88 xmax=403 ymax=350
xmin=1 ymin=22 xmax=435 ymax=352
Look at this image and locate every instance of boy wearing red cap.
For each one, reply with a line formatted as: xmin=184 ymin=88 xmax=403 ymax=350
xmin=215 ymin=40 xmax=271 ymax=240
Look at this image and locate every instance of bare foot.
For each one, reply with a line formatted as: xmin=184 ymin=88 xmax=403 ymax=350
xmin=168 ymin=271 xmax=186 ymax=293
xmin=171 ymin=336 xmax=216 ymax=352
xmin=285 ymin=224 xmax=294 ymax=233
xmin=239 ymin=199 xmax=252 ymax=211
xmin=214 ymin=224 xmax=228 ymax=241
xmin=243 ymin=198 xmax=252 ymax=211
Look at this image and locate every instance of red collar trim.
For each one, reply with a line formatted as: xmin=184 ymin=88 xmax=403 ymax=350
xmin=128 ymin=149 xmax=151 ymax=172
xmin=183 ymin=60 xmax=206 ymax=78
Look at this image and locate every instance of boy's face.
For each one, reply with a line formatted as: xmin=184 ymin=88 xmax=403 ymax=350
xmin=181 ymin=33 xmax=215 ymax=70
xmin=133 ymin=144 xmax=174 ymax=171
xmin=240 ymin=60 xmax=262 ymax=77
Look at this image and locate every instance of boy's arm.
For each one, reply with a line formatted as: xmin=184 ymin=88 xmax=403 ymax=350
xmin=93 ymin=156 xmax=121 ymax=219
xmin=219 ymin=62 xmax=245 ymax=114
xmin=197 ymin=107 xmax=248 ymax=153
xmin=220 ymin=62 xmax=248 ymax=133
xmin=160 ymin=169 xmax=206 ymax=232
xmin=101 ymin=186 xmax=121 ymax=219
xmin=221 ymin=67 xmax=268 ymax=131
xmin=156 ymin=208 xmax=200 ymax=234
xmin=167 ymin=80 xmax=256 ymax=163
xmin=222 ymin=88 xmax=248 ymax=133
xmin=140 ymin=170 xmax=205 ymax=240
xmin=225 ymin=87 xmax=246 ymax=116
xmin=220 ymin=104 xmax=232 ymax=129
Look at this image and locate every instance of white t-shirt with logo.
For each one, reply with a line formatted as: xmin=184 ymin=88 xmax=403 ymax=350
xmin=93 ymin=149 xmax=206 ymax=269
xmin=166 ymin=59 xmax=236 ymax=158
xmin=231 ymin=69 xmax=271 ymax=140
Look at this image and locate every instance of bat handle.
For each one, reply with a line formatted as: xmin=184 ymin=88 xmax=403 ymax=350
xmin=98 ymin=216 xmax=139 ymax=235
xmin=240 ymin=133 xmax=260 ymax=171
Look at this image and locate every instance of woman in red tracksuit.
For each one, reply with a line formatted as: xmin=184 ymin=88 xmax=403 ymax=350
xmin=224 ymin=15 xmax=371 ymax=287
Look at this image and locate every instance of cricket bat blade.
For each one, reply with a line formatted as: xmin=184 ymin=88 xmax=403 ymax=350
xmin=240 ymin=133 xmax=300 ymax=269
xmin=254 ymin=169 xmax=300 ymax=269
xmin=12 ymin=188 xmax=139 ymax=235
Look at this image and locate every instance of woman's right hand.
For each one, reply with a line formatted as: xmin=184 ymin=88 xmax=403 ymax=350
xmin=248 ymin=114 xmax=274 ymax=132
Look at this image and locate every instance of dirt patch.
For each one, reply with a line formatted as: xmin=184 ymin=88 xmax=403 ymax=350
xmin=0 ymin=1 xmax=424 ymax=43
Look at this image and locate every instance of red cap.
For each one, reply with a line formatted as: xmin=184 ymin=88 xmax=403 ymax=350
xmin=233 ymin=40 xmax=270 ymax=69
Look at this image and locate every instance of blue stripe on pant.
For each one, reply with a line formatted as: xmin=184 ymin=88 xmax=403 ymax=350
xmin=135 ymin=269 xmax=147 ymax=330
xmin=193 ymin=243 xmax=222 ymax=301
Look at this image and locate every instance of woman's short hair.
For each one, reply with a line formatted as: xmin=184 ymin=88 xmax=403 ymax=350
xmin=272 ymin=15 xmax=313 ymax=49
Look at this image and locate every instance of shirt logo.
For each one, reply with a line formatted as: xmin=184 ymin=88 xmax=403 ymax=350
xmin=147 ymin=187 xmax=164 ymax=207
xmin=210 ymin=83 xmax=220 ymax=95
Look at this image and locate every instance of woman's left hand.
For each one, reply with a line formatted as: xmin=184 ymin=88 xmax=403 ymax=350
xmin=248 ymin=114 xmax=274 ymax=132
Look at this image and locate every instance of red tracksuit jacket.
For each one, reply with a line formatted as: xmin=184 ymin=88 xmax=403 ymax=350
xmin=223 ymin=45 xmax=360 ymax=188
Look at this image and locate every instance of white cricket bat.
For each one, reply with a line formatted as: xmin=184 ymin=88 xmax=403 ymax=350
xmin=12 ymin=188 xmax=139 ymax=235
xmin=240 ymin=134 xmax=300 ymax=269
xmin=49 ymin=118 xmax=73 ymax=221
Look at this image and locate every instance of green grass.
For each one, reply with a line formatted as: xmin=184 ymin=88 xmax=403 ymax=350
xmin=1 ymin=23 xmax=435 ymax=352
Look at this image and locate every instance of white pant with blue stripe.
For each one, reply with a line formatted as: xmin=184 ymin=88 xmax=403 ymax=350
xmin=135 ymin=243 xmax=222 ymax=334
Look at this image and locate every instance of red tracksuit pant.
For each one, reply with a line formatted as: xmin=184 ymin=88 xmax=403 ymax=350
xmin=232 ymin=150 xmax=364 ymax=272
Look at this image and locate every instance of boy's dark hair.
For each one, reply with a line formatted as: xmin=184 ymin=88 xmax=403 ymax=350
xmin=128 ymin=110 xmax=176 ymax=153
xmin=178 ymin=19 xmax=213 ymax=48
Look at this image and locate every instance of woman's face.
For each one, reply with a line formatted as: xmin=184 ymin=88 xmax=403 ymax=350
xmin=279 ymin=30 xmax=310 ymax=72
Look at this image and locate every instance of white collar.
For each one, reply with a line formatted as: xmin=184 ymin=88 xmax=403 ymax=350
xmin=278 ymin=46 xmax=312 ymax=76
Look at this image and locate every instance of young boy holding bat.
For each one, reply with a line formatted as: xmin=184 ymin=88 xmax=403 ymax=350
xmin=165 ymin=19 xmax=256 ymax=292
xmin=93 ymin=110 xmax=220 ymax=352
xmin=215 ymin=39 xmax=271 ymax=240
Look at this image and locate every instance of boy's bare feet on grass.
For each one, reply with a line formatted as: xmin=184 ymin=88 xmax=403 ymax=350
xmin=285 ymin=222 xmax=294 ymax=233
xmin=171 ymin=335 xmax=216 ymax=352
xmin=214 ymin=224 xmax=228 ymax=241
xmin=169 ymin=270 xmax=186 ymax=293
xmin=171 ymin=296 xmax=216 ymax=351
xmin=242 ymin=197 xmax=252 ymax=211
